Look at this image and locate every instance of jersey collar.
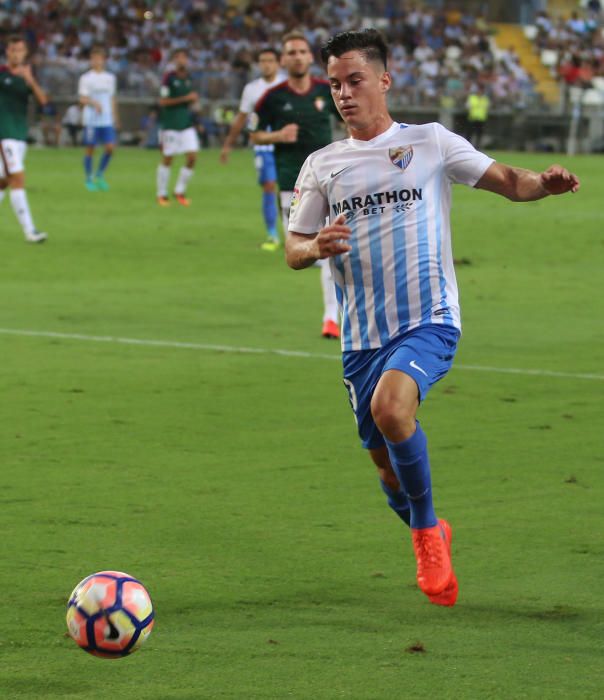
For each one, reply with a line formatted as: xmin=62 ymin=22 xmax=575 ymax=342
xmin=348 ymin=121 xmax=402 ymax=147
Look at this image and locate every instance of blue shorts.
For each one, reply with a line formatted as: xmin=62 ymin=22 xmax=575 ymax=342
xmin=83 ymin=126 xmax=116 ymax=147
xmin=342 ymin=324 xmax=460 ymax=450
xmin=253 ymin=150 xmax=276 ymax=185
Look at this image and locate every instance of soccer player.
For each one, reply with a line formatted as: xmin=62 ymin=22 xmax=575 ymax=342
xmin=220 ymin=48 xmax=285 ymax=251
xmin=156 ymin=49 xmax=199 ymax=207
xmin=0 ymin=35 xmax=48 ymax=243
xmin=251 ymin=31 xmax=341 ymax=338
xmin=286 ymin=30 xmax=579 ymax=606
xmin=78 ymin=46 xmax=118 ymax=192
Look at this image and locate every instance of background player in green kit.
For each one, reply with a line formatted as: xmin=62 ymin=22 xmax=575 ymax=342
xmin=156 ymin=49 xmax=199 ymax=207
xmin=251 ymin=31 xmax=341 ymax=339
xmin=0 ymin=35 xmax=48 ymax=243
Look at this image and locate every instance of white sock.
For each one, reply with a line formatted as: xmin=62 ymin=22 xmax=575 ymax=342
xmin=10 ymin=188 xmax=35 ymax=237
xmin=319 ymin=258 xmax=338 ymax=323
xmin=156 ymin=164 xmax=170 ymax=197
xmin=174 ymin=166 xmax=193 ymax=195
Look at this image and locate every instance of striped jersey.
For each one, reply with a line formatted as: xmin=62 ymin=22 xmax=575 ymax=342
xmin=78 ymin=69 xmax=116 ymax=127
xmin=239 ymin=73 xmax=285 ymax=153
xmin=288 ymin=121 xmax=494 ymax=352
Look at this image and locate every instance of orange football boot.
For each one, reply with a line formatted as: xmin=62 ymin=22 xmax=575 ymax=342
xmin=157 ymin=196 xmax=170 ymax=207
xmin=174 ymin=193 xmax=191 ymax=207
xmin=411 ymin=521 xmax=452 ymax=596
xmin=427 ymin=519 xmax=458 ymax=606
xmin=321 ymin=319 xmax=340 ymax=339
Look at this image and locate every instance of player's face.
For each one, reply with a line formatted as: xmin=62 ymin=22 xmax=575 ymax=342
xmin=90 ymin=52 xmax=106 ymax=71
xmin=258 ymin=52 xmax=279 ymax=81
xmin=7 ymin=41 xmax=28 ymax=68
xmin=327 ymin=51 xmax=391 ymax=132
xmin=281 ymin=40 xmax=313 ymax=79
xmin=174 ymin=52 xmax=189 ymax=70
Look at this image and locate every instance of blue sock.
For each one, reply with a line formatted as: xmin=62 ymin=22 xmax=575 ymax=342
xmin=385 ymin=422 xmax=437 ymax=530
xmin=379 ymin=479 xmax=411 ymax=526
xmin=84 ymin=155 xmax=93 ymax=179
xmin=262 ymin=192 xmax=278 ymax=240
xmin=96 ymin=151 xmax=112 ymax=176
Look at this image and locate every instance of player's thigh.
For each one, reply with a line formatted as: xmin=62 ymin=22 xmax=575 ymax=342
xmin=82 ymin=126 xmax=98 ymax=148
xmin=255 ymin=151 xmax=276 ymax=185
xmin=0 ymin=139 xmax=26 ymax=176
xmin=160 ymin=129 xmax=180 ymax=157
xmin=342 ymin=348 xmax=388 ymax=450
xmin=100 ymin=127 xmax=116 ymax=149
xmin=181 ymin=127 xmax=199 ymax=154
xmin=381 ymin=325 xmax=460 ymax=404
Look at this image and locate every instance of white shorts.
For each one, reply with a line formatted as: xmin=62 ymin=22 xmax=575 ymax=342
xmin=160 ymin=127 xmax=199 ymax=156
xmin=0 ymin=139 xmax=27 ymax=177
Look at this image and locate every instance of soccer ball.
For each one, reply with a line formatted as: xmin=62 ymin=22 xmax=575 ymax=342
xmin=66 ymin=570 xmax=154 ymax=658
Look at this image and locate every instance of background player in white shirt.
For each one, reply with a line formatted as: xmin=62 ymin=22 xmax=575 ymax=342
xmin=78 ymin=46 xmax=118 ymax=192
xmin=220 ymin=48 xmax=285 ymax=251
xmin=286 ymin=29 xmax=579 ymax=607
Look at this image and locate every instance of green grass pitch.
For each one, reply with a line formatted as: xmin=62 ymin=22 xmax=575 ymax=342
xmin=1 ymin=146 xmax=603 ymax=699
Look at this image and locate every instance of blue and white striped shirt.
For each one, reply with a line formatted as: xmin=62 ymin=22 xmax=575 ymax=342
xmin=288 ymin=122 xmax=494 ymax=352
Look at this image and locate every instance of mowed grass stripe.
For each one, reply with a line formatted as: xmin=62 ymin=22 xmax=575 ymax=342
xmin=1 ymin=326 xmax=603 ymax=381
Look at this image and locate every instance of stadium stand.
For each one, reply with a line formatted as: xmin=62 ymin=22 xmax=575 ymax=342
xmin=2 ymin=1 xmax=603 ymax=150
xmin=1 ymin=0 xmax=539 ymax=110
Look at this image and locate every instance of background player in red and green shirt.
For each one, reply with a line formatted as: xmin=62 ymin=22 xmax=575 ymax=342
xmin=251 ymin=31 xmax=341 ymax=339
xmin=0 ymin=35 xmax=48 ymax=243
xmin=156 ymin=49 xmax=199 ymax=207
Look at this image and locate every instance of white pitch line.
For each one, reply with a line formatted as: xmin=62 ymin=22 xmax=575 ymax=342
xmin=0 ymin=327 xmax=602 ymax=382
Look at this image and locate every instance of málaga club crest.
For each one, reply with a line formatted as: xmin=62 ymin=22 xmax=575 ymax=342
xmin=389 ymin=145 xmax=413 ymax=170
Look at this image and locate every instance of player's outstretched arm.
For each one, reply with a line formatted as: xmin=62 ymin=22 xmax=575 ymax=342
xmin=286 ymin=214 xmax=352 ymax=270
xmin=476 ymin=162 xmax=580 ymax=202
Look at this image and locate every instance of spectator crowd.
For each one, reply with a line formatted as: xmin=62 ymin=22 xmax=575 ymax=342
xmin=531 ymin=2 xmax=604 ymax=100
xmin=1 ymin=0 xmax=541 ymax=110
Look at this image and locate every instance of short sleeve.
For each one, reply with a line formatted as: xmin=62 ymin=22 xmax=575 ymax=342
xmin=239 ymin=83 xmax=256 ymax=114
xmin=434 ymin=122 xmax=494 ymax=186
xmin=288 ymin=155 xmax=329 ymax=235
xmin=78 ymin=74 xmax=89 ymax=97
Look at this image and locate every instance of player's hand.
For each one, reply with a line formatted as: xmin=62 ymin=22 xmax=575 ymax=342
xmin=540 ymin=165 xmax=580 ymax=195
xmin=312 ymin=214 xmax=352 ymax=259
xmin=92 ymin=100 xmax=102 ymax=114
xmin=279 ymin=123 xmax=299 ymax=143
xmin=187 ymin=91 xmax=199 ymax=103
xmin=14 ymin=64 xmax=33 ymax=84
xmin=219 ymin=146 xmax=230 ymax=164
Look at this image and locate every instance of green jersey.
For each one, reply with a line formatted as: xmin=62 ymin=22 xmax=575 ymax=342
xmin=0 ymin=66 xmax=32 ymax=141
xmin=254 ymin=78 xmax=338 ymax=190
xmin=159 ymin=70 xmax=194 ymax=131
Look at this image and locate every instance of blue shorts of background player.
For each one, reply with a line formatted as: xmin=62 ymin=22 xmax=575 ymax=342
xmin=254 ymin=150 xmax=277 ymax=185
xmin=342 ymin=324 xmax=460 ymax=449
xmin=83 ymin=126 xmax=116 ymax=147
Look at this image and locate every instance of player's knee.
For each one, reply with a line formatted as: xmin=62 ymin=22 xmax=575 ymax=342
xmin=370 ymin=395 xmax=415 ymax=441
xmin=263 ymin=181 xmax=276 ymax=193
xmin=9 ymin=172 xmax=25 ymax=189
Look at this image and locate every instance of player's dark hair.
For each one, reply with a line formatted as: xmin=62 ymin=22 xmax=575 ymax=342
xmin=171 ymin=47 xmax=188 ymax=58
xmin=282 ymin=31 xmax=311 ymax=50
xmin=90 ymin=45 xmax=106 ymax=56
xmin=320 ymin=29 xmax=388 ymax=71
xmin=257 ymin=47 xmax=280 ymax=61
xmin=7 ymin=34 xmax=26 ymax=45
